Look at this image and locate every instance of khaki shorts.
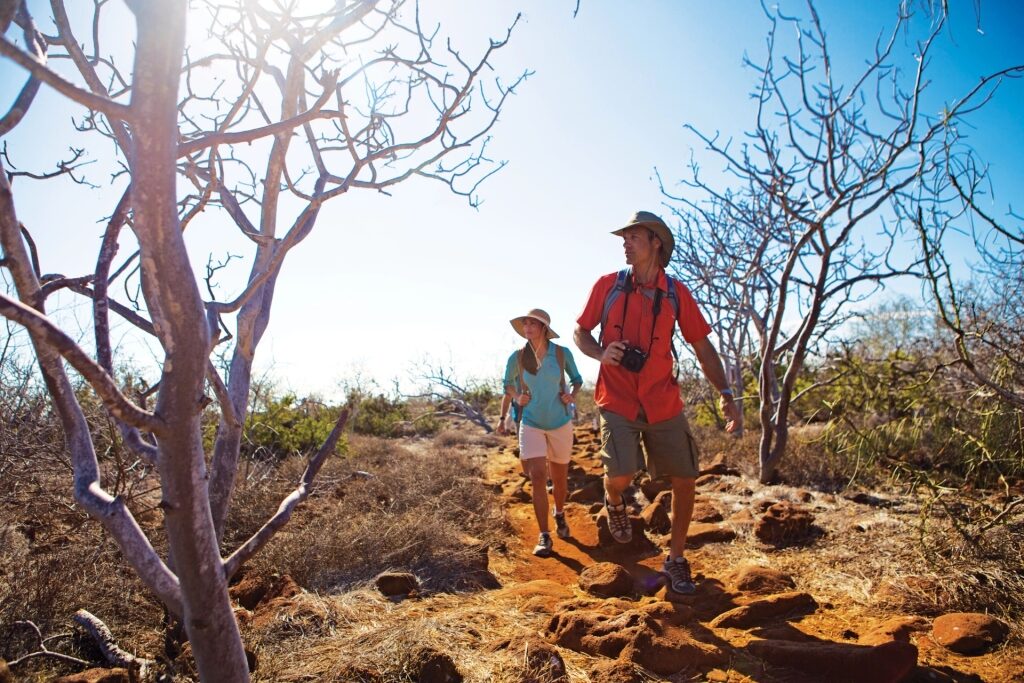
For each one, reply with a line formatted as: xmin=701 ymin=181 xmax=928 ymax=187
xmin=519 ymin=421 xmax=573 ymax=465
xmin=600 ymin=409 xmax=700 ymax=479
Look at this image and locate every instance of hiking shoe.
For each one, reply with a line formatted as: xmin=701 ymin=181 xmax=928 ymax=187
xmin=533 ymin=532 xmax=553 ymax=557
xmin=554 ymin=511 xmax=571 ymax=539
xmin=604 ymin=497 xmax=632 ymax=543
xmin=546 ymin=478 xmax=554 ymax=493
xmin=662 ymin=555 xmax=696 ymax=595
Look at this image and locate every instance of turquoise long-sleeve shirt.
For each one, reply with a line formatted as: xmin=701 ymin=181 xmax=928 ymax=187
xmin=504 ymin=343 xmax=583 ymax=431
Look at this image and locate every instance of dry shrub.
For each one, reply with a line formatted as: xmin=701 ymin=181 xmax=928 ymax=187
xmin=226 ymin=434 xmax=507 ymax=593
xmin=434 ymin=428 xmax=502 ymax=449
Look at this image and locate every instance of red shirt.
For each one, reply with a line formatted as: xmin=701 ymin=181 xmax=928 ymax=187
xmin=577 ymin=269 xmax=711 ymax=423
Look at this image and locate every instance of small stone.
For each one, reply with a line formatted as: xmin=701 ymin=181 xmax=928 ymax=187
xmin=579 ymin=562 xmax=634 ymax=598
xmin=687 ymin=523 xmax=737 ymax=547
xmin=375 ymin=571 xmax=419 ymax=597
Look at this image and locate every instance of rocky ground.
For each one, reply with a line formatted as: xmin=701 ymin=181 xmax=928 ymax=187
xmin=41 ymin=424 xmax=1023 ymax=682
xmin=474 ymin=425 xmax=1022 ymax=682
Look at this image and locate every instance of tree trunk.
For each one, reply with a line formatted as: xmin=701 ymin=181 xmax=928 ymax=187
xmin=128 ymin=4 xmax=249 ymax=681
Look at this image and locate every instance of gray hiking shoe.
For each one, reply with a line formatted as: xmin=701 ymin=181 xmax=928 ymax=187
xmin=533 ymin=532 xmax=553 ymax=557
xmin=604 ymin=497 xmax=632 ymax=543
xmin=554 ymin=511 xmax=571 ymax=539
xmin=662 ymin=555 xmax=696 ymax=594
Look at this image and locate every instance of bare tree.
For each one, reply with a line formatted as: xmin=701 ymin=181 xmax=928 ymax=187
xmin=915 ymin=143 xmax=1024 ymax=410
xmin=0 ymin=1 xmax=525 ymax=681
xmin=661 ymin=1 xmax=1022 ymax=482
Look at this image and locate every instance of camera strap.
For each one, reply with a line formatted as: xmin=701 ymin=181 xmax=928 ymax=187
xmin=617 ymin=276 xmax=663 ymax=353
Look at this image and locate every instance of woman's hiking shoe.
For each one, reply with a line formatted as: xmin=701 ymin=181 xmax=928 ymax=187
xmin=554 ymin=511 xmax=571 ymax=539
xmin=533 ymin=532 xmax=553 ymax=557
xmin=662 ymin=555 xmax=696 ymax=594
xmin=604 ymin=497 xmax=632 ymax=543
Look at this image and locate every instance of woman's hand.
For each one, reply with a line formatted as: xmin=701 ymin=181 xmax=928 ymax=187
xmin=496 ymin=421 xmax=508 ymax=435
xmin=515 ymin=392 xmax=531 ymax=407
xmin=559 ymin=391 xmax=574 ymax=405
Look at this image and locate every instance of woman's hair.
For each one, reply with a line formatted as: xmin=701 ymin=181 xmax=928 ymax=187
xmin=521 ymin=340 xmax=540 ymax=374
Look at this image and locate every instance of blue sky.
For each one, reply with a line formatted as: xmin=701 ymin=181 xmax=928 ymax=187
xmin=2 ymin=1 xmax=1022 ymax=399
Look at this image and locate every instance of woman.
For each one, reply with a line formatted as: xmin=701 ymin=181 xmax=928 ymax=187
xmin=497 ymin=308 xmax=583 ymax=557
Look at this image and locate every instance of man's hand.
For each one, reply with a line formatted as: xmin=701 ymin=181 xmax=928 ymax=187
xmin=601 ymin=340 xmax=628 ymax=366
xmin=721 ymin=395 xmax=742 ymax=433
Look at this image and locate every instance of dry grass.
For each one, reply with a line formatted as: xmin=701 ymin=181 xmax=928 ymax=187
xmin=250 ymin=589 xmax=603 ymax=683
xmin=227 ymin=433 xmax=509 ymax=593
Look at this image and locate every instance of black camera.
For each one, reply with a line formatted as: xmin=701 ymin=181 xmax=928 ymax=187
xmin=619 ymin=345 xmax=648 ymax=373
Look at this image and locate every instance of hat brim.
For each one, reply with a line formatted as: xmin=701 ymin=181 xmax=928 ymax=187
xmin=510 ymin=316 xmax=558 ymax=340
xmin=611 ymin=221 xmax=674 ymax=268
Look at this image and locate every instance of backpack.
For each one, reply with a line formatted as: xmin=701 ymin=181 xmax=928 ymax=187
xmin=512 ymin=344 xmax=567 ymax=424
xmin=599 ymin=268 xmax=681 ymax=377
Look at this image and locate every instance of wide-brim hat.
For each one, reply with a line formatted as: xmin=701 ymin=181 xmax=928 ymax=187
xmin=510 ymin=308 xmax=559 ymax=340
xmin=611 ymin=210 xmax=675 ymax=268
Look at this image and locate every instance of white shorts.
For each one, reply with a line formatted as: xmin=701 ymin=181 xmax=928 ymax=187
xmin=518 ymin=421 xmax=573 ymax=465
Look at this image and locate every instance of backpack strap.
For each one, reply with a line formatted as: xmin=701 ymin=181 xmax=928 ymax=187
xmin=555 ymin=344 xmax=568 ymax=415
xmin=599 ymin=269 xmax=632 ymax=344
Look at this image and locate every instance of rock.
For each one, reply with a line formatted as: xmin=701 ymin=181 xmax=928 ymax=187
xmin=746 ymin=639 xmax=917 ymax=683
xmin=686 ymin=523 xmax=736 ymax=547
xmin=547 ymin=607 xmax=725 ymax=675
xmin=637 ymin=600 xmax=694 ymax=626
xmin=375 ymin=571 xmax=419 ymax=597
xmin=695 ymin=474 xmax=721 ymax=488
xmin=506 ymin=635 xmax=566 ymax=681
xmin=568 ymin=478 xmax=605 ymax=504
xmin=709 ymin=591 xmax=818 ymax=629
xmin=794 ymin=489 xmax=814 ymax=503
xmin=726 ymin=564 xmax=796 ymax=595
xmin=408 ymin=647 xmax=462 ymax=682
xmin=640 ymin=499 xmax=671 ymax=534
xmin=754 ymin=501 xmax=815 ymax=545
xmin=334 ymin=665 xmax=382 ymax=682
xmin=53 ymin=670 xmax=130 ymax=683
xmin=700 ymin=453 xmax=741 ymax=476
xmin=588 ymin=659 xmax=645 ymax=683
xmin=230 ymin=572 xmax=301 ymax=610
xmin=691 ymin=499 xmax=723 ymax=523
xmin=639 ymin=477 xmax=671 ymax=501
xmin=859 ymin=615 xmax=930 ymax=646
xmin=932 ymin=612 xmax=1009 ymax=655
xmin=579 ymin=562 xmax=634 ymax=598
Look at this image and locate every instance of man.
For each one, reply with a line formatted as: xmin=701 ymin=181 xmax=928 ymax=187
xmin=574 ymin=210 xmax=740 ymax=594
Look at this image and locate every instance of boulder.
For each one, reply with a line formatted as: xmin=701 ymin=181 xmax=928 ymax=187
xmin=932 ymin=612 xmax=1009 ymax=655
xmin=746 ymin=639 xmax=917 ymax=683
xmin=568 ymin=477 xmax=605 ymax=504
xmin=375 ymin=571 xmax=419 ymax=597
xmin=579 ymin=562 xmax=634 ymax=598
xmin=754 ymin=501 xmax=815 ymax=545
xmin=709 ymin=591 xmax=818 ymax=629
xmin=726 ymin=564 xmax=796 ymax=595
